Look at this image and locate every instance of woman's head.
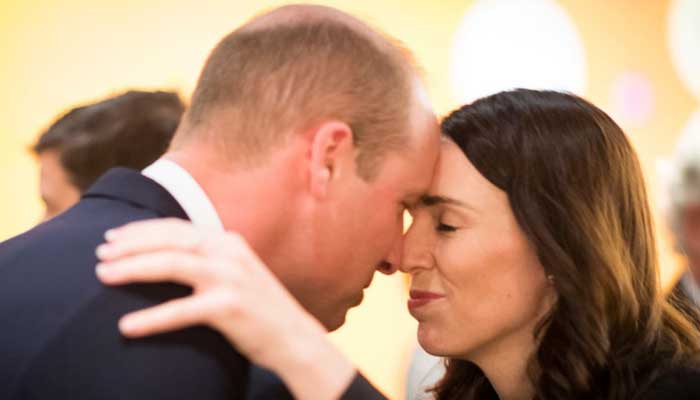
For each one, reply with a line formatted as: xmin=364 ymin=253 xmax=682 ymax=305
xmin=403 ymin=89 xmax=699 ymax=398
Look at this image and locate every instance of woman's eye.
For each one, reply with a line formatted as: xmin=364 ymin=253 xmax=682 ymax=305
xmin=436 ymin=222 xmax=457 ymax=232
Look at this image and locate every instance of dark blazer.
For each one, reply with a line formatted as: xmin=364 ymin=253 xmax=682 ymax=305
xmin=0 ymin=168 xmax=249 ymax=399
xmin=477 ymin=366 xmax=700 ymax=400
xmin=638 ymin=366 xmax=700 ymax=399
xmin=246 ymin=366 xmax=387 ymax=400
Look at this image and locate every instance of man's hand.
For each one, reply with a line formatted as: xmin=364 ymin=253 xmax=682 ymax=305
xmin=95 ymin=218 xmax=355 ymax=400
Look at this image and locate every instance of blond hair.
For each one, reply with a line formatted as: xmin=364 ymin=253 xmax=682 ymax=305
xmin=177 ymin=15 xmax=415 ymax=179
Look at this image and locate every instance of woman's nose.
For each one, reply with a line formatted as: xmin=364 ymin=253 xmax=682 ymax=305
xmin=399 ymin=219 xmax=433 ymax=274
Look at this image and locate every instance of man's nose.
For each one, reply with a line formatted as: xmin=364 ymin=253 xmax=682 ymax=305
xmin=377 ymin=230 xmax=404 ymax=275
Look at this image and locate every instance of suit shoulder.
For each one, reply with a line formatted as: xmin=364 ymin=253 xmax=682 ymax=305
xmin=0 ymin=195 xmax=160 ymax=255
xmin=17 ymin=285 xmax=249 ymax=399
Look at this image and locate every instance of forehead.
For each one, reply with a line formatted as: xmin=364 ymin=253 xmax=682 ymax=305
xmin=429 ymin=139 xmax=503 ymax=207
xmin=384 ymin=108 xmax=440 ymax=193
xmin=371 ymin=79 xmax=440 ymax=195
xmin=38 ymin=150 xmax=62 ymax=171
xmin=38 ymin=150 xmax=70 ymax=192
xmin=39 ymin=150 xmax=64 ymax=185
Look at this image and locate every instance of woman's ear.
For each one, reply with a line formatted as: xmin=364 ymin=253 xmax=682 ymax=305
xmin=307 ymin=120 xmax=354 ymax=199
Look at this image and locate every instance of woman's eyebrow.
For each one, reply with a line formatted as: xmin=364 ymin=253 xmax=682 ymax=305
xmin=421 ymin=194 xmax=459 ymax=206
xmin=420 ymin=194 xmax=476 ymax=212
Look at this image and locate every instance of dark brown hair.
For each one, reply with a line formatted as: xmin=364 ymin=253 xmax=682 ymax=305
xmin=33 ymin=90 xmax=184 ymax=191
xmin=178 ymin=17 xmax=412 ymax=179
xmin=435 ymin=89 xmax=700 ymax=399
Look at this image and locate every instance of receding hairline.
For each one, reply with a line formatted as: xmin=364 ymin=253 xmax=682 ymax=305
xmin=175 ymin=4 xmax=431 ymax=178
xmin=239 ymin=4 xmax=430 ymax=118
xmin=243 ymin=6 xmax=376 ymax=39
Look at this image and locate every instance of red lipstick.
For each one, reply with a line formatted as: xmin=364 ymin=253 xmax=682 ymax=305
xmin=408 ymin=290 xmax=445 ymax=309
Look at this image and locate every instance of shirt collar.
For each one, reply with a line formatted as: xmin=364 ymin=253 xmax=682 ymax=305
xmin=142 ymin=158 xmax=224 ymax=232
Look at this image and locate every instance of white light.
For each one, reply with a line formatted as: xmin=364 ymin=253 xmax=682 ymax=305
xmin=668 ymin=0 xmax=700 ymax=99
xmin=450 ymin=0 xmax=587 ymax=104
xmin=666 ymin=111 xmax=700 ymax=207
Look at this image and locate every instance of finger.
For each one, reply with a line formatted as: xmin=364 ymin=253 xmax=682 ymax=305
xmin=105 ymin=218 xmax=189 ymax=241
xmin=119 ymin=296 xmax=211 ymax=338
xmin=96 ymin=251 xmax=207 ymax=287
xmin=97 ymin=219 xmax=203 ymax=261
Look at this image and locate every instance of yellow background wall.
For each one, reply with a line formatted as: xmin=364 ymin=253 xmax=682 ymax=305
xmin=1 ymin=0 xmax=697 ymax=398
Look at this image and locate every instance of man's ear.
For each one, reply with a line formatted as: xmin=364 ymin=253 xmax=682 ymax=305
xmin=307 ymin=120 xmax=354 ymax=199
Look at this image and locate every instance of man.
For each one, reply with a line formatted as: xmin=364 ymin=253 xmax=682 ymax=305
xmin=667 ymin=121 xmax=700 ymax=323
xmin=0 ymin=4 xmax=439 ymax=400
xmin=33 ymin=90 xmax=184 ymax=220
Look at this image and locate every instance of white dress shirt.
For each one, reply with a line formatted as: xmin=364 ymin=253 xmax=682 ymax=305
xmin=680 ymin=270 xmax=700 ymax=307
xmin=142 ymin=158 xmax=224 ymax=232
xmin=406 ymin=345 xmax=445 ymax=400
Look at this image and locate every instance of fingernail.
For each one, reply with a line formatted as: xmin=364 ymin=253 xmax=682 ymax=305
xmin=95 ymin=263 xmax=111 ymax=279
xmin=119 ymin=317 xmax=139 ymax=335
xmin=105 ymin=229 xmax=118 ymax=241
xmin=96 ymin=244 xmax=110 ymax=259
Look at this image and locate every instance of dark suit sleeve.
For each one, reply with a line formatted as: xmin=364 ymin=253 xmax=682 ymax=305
xmin=18 ymin=284 xmax=249 ymax=399
xmin=246 ymin=368 xmax=386 ymax=400
xmin=340 ymin=374 xmax=388 ymax=400
xmin=246 ymin=366 xmax=295 ymax=400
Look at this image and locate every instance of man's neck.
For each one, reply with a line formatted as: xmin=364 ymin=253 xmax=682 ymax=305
xmin=163 ymin=144 xmax=303 ymax=266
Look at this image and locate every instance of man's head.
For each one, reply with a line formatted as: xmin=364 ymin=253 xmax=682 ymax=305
xmin=170 ymin=5 xmax=440 ymax=330
xmin=669 ymin=120 xmax=700 ymax=277
xmin=33 ymin=90 xmax=184 ymax=220
xmin=174 ymin=5 xmax=419 ymax=177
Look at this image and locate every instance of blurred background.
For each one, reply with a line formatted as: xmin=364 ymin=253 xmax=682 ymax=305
xmin=1 ymin=0 xmax=698 ymax=398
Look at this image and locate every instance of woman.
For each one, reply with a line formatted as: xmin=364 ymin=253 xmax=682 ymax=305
xmin=407 ymin=89 xmax=700 ymax=399
xmin=97 ymin=89 xmax=700 ymax=399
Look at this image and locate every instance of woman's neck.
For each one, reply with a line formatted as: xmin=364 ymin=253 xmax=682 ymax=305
xmin=465 ymin=329 xmax=540 ymax=400
xmin=479 ymin=352 xmax=535 ymax=400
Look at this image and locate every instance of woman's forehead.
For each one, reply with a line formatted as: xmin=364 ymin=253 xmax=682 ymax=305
xmin=430 ymin=140 xmax=507 ymax=209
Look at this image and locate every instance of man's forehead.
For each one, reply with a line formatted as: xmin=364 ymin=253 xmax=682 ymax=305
xmin=396 ymin=142 xmax=439 ymax=198
xmin=411 ymin=76 xmax=433 ymax=114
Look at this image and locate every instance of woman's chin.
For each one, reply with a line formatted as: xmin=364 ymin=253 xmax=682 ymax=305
xmin=417 ymin=324 xmax=449 ymax=357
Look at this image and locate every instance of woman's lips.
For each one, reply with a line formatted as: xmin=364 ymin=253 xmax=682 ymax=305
xmin=408 ymin=290 xmax=445 ymax=309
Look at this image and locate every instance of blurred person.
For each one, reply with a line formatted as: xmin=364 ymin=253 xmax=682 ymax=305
xmin=99 ymin=90 xmax=700 ymax=400
xmin=0 ymin=4 xmax=439 ymax=400
xmin=667 ymin=120 xmax=700 ymax=315
xmin=33 ymin=90 xmax=184 ymax=220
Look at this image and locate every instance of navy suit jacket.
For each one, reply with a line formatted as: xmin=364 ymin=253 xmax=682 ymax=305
xmin=0 ymin=168 xmax=249 ymax=399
